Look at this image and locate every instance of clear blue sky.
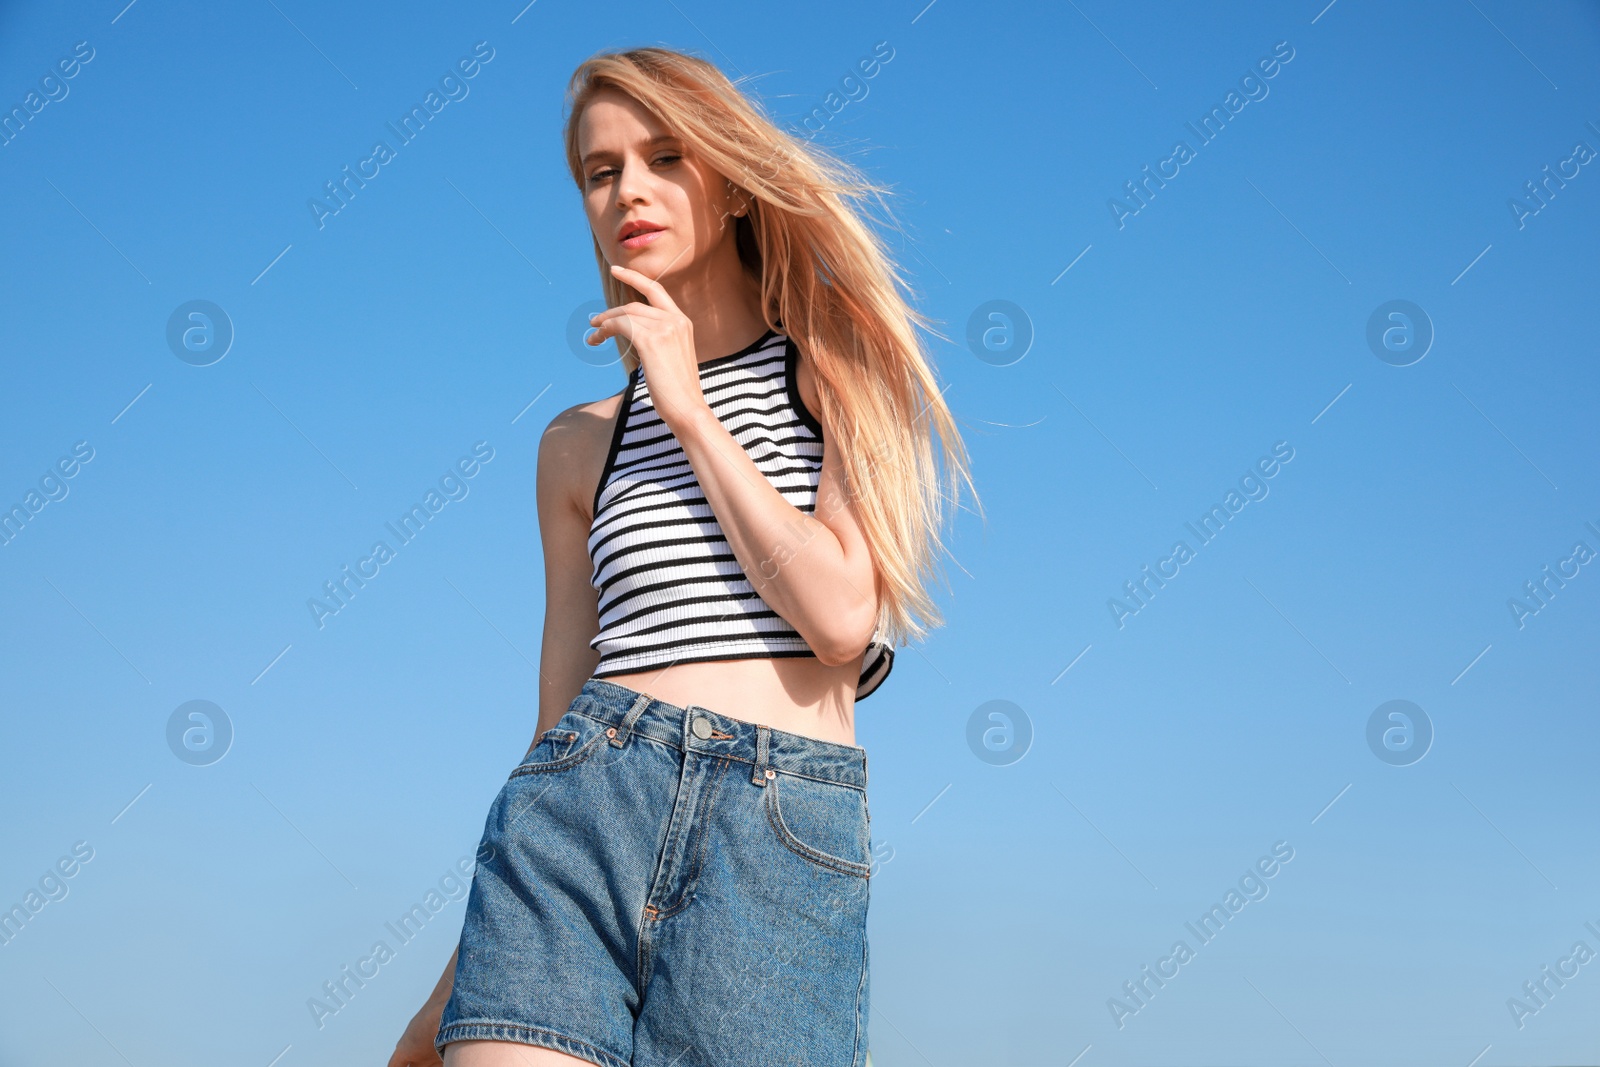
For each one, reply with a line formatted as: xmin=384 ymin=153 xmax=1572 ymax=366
xmin=3 ymin=1 xmax=1599 ymax=1064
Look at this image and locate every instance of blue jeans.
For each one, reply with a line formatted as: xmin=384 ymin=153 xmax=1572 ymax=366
xmin=436 ymin=678 xmax=873 ymax=1067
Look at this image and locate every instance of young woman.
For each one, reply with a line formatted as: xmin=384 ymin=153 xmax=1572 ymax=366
xmin=387 ymin=46 xmax=974 ymax=1067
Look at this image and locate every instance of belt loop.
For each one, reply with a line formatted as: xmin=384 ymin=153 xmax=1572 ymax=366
xmin=610 ymin=690 xmax=653 ymax=747
xmin=752 ymin=723 xmax=772 ymax=786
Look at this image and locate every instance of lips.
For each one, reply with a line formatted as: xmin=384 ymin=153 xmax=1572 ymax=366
xmin=618 ymin=220 xmax=665 ymax=241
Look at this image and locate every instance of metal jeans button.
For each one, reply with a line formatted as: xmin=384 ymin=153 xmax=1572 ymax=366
xmin=691 ymin=715 xmax=713 ymax=740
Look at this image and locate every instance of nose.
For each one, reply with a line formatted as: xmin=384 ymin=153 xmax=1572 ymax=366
xmin=613 ymin=157 xmax=650 ymax=212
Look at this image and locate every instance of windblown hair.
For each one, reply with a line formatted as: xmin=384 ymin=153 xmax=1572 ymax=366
xmin=561 ymin=47 xmax=979 ymax=648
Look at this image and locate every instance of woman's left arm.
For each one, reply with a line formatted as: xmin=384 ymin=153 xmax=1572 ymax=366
xmin=671 ymin=366 xmax=879 ymax=666
xmin=589 ymin=267 xmax=879 ymax=666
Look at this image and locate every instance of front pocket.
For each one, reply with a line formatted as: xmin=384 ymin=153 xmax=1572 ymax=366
xmin=764 ymin=771 xmax=871 ymax=878
xmin=508 ymin=711 xmax=610 ymax=780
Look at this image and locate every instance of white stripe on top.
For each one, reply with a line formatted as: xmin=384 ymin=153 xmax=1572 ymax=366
xmin=586 ymin=327 xmax=893 ymax=700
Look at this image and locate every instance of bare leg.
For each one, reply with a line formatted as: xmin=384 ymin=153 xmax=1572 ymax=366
xmin=441 ymin=1040 xmax=598 ymax=1066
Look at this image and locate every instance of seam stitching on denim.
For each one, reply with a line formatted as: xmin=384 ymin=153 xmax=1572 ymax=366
xmin=765 ymin=775 xmax=871 ymax=877
xmin=654 ymin=755 xmax=733 ymax=918
xmin=509 ymin=728 xmax=609 ymax=779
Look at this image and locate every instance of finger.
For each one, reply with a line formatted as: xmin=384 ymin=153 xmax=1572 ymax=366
xmin=587 ymin=308 xmax=652 ymax=349
xmin=609 ymin=263 xmax=682 ymax=316
xmin=584 ymin=307 xmax=626 ymax=347
xmin=588 ymin=303 xmax=670 ymax=347
xmin=588 ymin=302 xmax=655 ymax=332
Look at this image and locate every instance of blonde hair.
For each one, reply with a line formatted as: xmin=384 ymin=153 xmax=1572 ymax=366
xmin=562 ymin=47 xmax=980 ymax=648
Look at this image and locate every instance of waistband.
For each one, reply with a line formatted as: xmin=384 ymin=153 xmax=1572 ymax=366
xmin=571 ymin=677 xmax=868 ymax=790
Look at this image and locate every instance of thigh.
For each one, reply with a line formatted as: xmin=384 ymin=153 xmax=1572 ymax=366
xmin=442 ymin=1039 xmax=598 ymax=1066
xmin=633 ymin=759 xmax=872 ymax=1067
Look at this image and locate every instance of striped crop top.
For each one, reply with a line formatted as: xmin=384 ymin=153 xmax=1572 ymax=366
xmin=586 ymin=327 xmax=894 ymax=700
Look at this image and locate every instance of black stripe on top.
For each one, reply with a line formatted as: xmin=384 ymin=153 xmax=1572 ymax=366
xmin=585 ymin=328 xmax=893 ymax=701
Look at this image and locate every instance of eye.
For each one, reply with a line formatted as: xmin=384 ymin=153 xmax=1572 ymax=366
xmin=587 ymin=154 xmax=681 ymax=185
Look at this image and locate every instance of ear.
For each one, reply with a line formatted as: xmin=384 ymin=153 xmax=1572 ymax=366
xmin=723 ymin=177 xmax=747 ymax=218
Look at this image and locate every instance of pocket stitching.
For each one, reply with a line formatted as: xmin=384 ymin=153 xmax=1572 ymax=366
xmin=764 ymin=773 xmax=871 ymax=878
xmin=508 ymin=715 xmax=610 ymax=779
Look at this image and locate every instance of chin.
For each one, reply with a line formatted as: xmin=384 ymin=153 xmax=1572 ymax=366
xmin=625 ymin=250 xmax=679 ymax=274
xmin=617 ymin=236 xmax=680 ymax=263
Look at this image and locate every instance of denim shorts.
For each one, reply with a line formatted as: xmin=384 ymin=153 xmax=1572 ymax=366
xmin=435 ymin=678 xmax=873 ymax=1067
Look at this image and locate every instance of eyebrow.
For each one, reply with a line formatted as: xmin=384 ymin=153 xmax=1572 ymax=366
xmin=580 ymin=133 xmax=682 ymax=167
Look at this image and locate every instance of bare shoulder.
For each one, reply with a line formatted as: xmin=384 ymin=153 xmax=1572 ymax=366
xmin=539 ymin=383 xmax=630 ymax=522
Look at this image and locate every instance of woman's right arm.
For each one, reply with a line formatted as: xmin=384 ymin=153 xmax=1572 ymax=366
xmin=388 ymin=400 xmax=611 ymax=1065
xmin=530 ymin=400 xmax=608 ymax=745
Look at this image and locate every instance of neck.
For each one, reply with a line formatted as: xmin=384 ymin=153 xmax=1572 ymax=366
xmin=654 ymin=252 xmax=768 ymax=365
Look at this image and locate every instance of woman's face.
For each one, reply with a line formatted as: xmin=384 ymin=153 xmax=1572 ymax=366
xmin=577 ymin=87 xmax=741 ymax=281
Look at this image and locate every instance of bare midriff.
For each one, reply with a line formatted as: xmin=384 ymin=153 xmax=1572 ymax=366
xmin=597 ymin=654 xmax=861 ymax=748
